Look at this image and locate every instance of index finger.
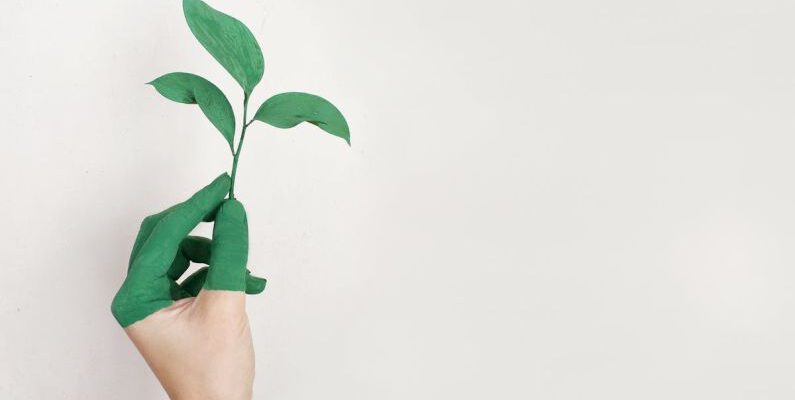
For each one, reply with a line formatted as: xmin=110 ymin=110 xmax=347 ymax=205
xmin=129 ymin=173 xmax=231 ymax=276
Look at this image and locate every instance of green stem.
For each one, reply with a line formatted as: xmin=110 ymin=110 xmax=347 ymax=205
xmin=229 ymin=92 xmax=251 ymax=199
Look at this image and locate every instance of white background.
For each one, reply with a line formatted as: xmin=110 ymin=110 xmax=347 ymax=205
xmin=2 ymin=0 xmax=795 ymax=398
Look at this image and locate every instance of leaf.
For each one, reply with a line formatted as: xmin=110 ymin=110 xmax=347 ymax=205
xmin=148 ymin=72 xmax=236 ymax=150
xmin=253 ymin=92 xmax=350 ymax=145
xmin=183 ymin=0 xmax=264 ymax=95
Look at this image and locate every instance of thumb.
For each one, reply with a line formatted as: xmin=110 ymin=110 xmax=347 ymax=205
xmin=203 ymin=199 xmax=249 ymax=292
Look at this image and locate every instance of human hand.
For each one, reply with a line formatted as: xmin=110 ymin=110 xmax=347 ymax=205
xmin=111 ymin=173 xmax=265 ymax=400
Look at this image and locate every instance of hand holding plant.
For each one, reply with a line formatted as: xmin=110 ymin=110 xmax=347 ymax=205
xmin=112 ymin=2 xmax=349 ymax=397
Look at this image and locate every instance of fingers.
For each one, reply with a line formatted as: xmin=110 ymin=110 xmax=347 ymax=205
xmin=203 ymin=199 xmax=249 ymax=291
xmin=129 ymin=173 xmax=230 ymax=278
xmin=168 ymin=234 xmax=266 ymax=297
xmin=128 ymin=208 xmax=171 ymax=271
xmin=181 ymin=235 xmax=213 ymax=264
xmin=195 ymin=200 xmax=249 ymax=316
xmin=180 ymin=267 xmax=209 ymax=296
xmin=112 ymin=173 xmax=231 ymax=328
xmin=166 ymin=236 xmax=212 ymax=281
xmin=180 ymin=267 xmax=267 ymax=296
xmin=246 ymin=272 xmax=267 ymax=294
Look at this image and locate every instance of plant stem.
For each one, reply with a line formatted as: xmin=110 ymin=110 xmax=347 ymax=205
xmin=229 ymin=92 xmax=251 ymax=199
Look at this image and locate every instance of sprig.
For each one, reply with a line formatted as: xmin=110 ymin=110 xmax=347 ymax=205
xmin=148 ymin=0 xmax=350 ymax=199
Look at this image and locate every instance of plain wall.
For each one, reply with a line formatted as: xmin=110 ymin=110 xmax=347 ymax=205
xmin=2 ymin=0 xmax=795 ymax=398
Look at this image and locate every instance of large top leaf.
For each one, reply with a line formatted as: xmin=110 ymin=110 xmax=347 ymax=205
xmin=149 ymin=72 xmax=236 ymax=150
xmin=253 ymin=92 xmax=350 ymax=145
xmin=183 ymin=0 xmax=264 ymax=94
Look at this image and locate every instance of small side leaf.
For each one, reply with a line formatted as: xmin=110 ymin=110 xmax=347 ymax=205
xmin=183 ymin=0 xmax=264 ymax=95
xmin=253 ymin=92 xmax=350 ymax=145
xmin=148 ymin=72 xmax=236 ymax=150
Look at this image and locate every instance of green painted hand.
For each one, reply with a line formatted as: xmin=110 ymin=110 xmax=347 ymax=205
xmin=111 ymin=173 xmax=266 ymax=328
xmin=116 ymin=1 xmax=350 ymax=394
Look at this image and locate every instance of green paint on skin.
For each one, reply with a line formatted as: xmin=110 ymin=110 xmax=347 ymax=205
xmin=111 ymin=174 xmax=266 ymax=328
xmin=176 ymin=236 xmax=266 ymax=296
xmin=205 ymin=199 xmax=249 ymax=290
xmin=114 ymin=0 xmax=353 ymax=327
xmin=182 ymin=267 xmax=266 ymax=297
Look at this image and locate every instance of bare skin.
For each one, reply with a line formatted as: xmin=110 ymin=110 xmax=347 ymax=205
xmin=124 ymin=291 xmax=253 ymax=400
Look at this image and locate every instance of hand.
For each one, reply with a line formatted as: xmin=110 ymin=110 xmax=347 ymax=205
xmin=111 ymin=173 xmax=266 ymax=400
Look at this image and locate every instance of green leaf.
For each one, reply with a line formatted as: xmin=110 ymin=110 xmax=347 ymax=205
xmin=253 ymin=92 xmax=350 ymax=145
xmin=148 ymin=72 xmax=236 ymax=150
xmin=183 ymin=0 xmax=264 ymax=95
